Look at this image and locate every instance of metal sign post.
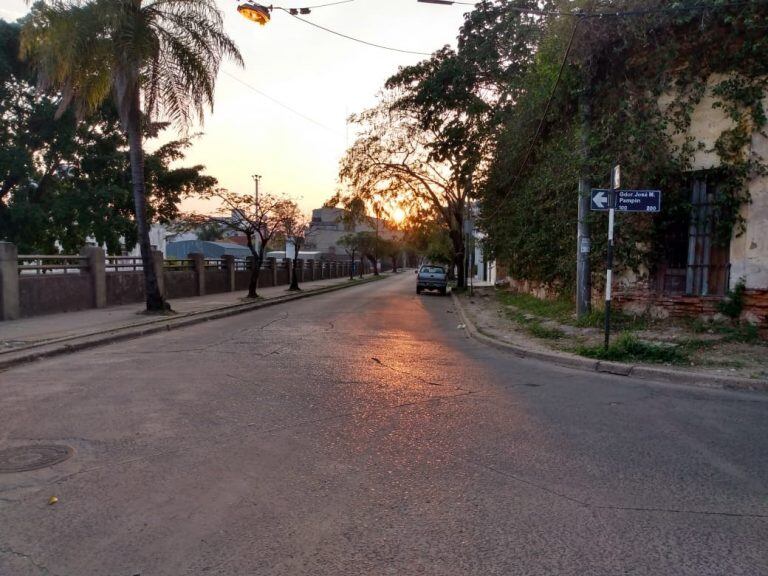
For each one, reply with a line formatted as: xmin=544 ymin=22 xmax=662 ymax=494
xmin=591 ymin=168 xmax=662 ymax=350
xmin=604 ymin=165 xmax=619 ymax=349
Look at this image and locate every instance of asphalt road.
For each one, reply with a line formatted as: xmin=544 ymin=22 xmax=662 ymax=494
xmin=1 ymin=273 xmax=766 ymax=576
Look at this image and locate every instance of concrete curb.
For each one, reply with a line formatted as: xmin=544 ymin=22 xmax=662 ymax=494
xmin=0 ymin=276 xmax=387 ymax=371
xmin=452 ymin=293 xmax=768 ymax=392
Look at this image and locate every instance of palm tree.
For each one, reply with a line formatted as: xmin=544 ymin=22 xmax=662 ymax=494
xmin=21 ymin=0 xmax=243 ymax=311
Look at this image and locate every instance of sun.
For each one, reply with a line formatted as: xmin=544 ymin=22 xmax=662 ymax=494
xmin=392 ymin=207 xmax=406 ymax=224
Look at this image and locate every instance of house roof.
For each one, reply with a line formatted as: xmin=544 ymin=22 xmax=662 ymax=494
xmin=166 ymin=240 xmax=252 ymax=259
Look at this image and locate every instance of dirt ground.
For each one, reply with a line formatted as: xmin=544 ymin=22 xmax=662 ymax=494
xmin=459 ymin=287 xmax=768 ymax=382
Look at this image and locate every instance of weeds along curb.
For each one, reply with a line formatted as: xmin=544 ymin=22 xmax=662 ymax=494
xmin=0 ymin=276 xmax=387 ymax=372
xmin=451 ymin=293 xmax=768 ymax=393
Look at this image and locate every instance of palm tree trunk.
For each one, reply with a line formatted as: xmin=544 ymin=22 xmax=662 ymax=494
xmin=126 ymin=88 xmax=166 ymax=312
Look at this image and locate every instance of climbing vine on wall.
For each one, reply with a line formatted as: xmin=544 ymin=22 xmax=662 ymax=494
xmin=474 ymin=0 xmax=768 ymax=294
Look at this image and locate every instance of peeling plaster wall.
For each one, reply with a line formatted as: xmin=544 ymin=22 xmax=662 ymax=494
xmin=659 ymin=75 xmax=768 ymax=291
xmin=661 ymin=74 xmax=736 ymax=171
xmin=731 ymin=121 xmax=768 ymax=290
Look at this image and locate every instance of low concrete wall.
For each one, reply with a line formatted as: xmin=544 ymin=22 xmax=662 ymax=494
xmin=1 ymin=243 xmax=357 ymax=320
xmin=19 ymin=274 xmax=94 ymax=318
xmin=106 ymin=272 xmax=144 ymax=306
xmin=165 ymin=270 xmax=197 ymax=299
xmin=234 ymin=271 xmax=251 ymax=291
xmin=206 ymin=270 xmax=228 ymax=295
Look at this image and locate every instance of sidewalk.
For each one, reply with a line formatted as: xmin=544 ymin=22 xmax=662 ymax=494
xmin=453 ymin=289 xmax=768 ymax=392
xmin=0 ymin=275 xmax=384 ymax=369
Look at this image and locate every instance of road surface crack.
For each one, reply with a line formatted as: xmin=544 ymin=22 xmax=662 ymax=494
xmin=591 ymin=503 xmax=768 ymax=518
xmin=0 ymin=546 xmax=54 ymax=576
xmin=458 ymin=458 xmax=767 ymax=519
xmin=371 ymin=357 xmax=473 ymax=391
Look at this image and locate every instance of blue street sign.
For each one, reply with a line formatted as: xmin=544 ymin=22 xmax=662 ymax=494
xmin=591 ymin=189 xmax=662 ymax=212
xmin=591 ymin=189 xmax=611 ymax=210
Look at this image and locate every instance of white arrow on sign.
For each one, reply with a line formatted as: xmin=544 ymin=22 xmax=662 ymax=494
xmin=593 ymin=190 xmax=608 ymax=209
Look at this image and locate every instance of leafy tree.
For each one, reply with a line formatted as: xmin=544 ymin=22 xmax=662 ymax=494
xmin=195 ymin=222 xmax=224 ymax=242
xmin=338 ymin=232 xmax=364 ymax=279
xmin=181 ymin=189 xmax=297 ymax=299
xmin=401 ymin=209 xmax=454 ymax=267
xmin=280 ymin=204 xmax=310 ymax=291
xmin=472 ymin=0 xmax=768 ymax=295
xmin=339 ymin=87 xmax=473 ymax=287
xmin=1 ymin=19 xmax=216 ymax=254
xmin=21 ymin=0 xmax=242 ymax=311
xmin=355 ymin=231 xmax=384 ymax=276
xmin=379 ymin=237 xmax=402 ymax=273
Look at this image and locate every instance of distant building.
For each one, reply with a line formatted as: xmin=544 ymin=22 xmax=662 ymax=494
xmin=107 ymin=223 xmax=194 ymax=257
xmin=467 ymin=204 xmax=497 ymax=285
xmin=166 ymin=240 xmax=252 ymax=260
xmin=266 ymin=250 xmax=323 ymax=261
xmin=306 ymin=207 xmax=391 ymax=259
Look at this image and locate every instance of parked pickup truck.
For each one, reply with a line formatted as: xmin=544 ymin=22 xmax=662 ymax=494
xmin=416 ymin=265 xmax=448 ymax=296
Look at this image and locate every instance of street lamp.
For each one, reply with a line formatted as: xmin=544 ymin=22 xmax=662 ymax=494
xmin=416 ymin=0 xmax=457 ymax=4
xmin=237 ymin=2 xmax=271 ymax=25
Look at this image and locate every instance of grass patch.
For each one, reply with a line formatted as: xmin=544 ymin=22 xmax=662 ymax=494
xmin=577 ymin=333 xmax=689 ymax=364
xmin=677 ymin=338 xmax=716 ymax=353
xmin=527 ymin=322 xmax=565 ymax=340
xmin=498 ymin=291 xmax=649 ymax=331
xmin=497 ymin=292 xmax=573 ymax=322
xmin=726 ymin=323 xmax=762 ymax=344
xmin=573 ymin=309 xmax=605 ymax=328
xmin=691 ymin=318 xmax=762 ymax=344
xmin=574 ymin=308 xmax=650 ymax=331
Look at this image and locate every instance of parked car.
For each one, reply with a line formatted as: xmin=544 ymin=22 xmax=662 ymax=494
xmin=416 ymin=265 xmax=448 ymax=296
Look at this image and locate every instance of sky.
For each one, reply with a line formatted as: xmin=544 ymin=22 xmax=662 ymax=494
xmin=0 ymin=0 xmax=470 ymax=214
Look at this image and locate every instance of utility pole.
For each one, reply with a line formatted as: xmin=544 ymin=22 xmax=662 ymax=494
xmin=575 ymin=1 xmax=594 ymax=319
xmin=252 ymin=174 xmax=261 ymax=206
xmin=576 ymin=87 xmax=592 ymax=318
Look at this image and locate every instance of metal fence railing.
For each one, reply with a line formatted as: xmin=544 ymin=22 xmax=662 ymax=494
xmin=164 ymin=259 xmax=194 ymax=271
xmin=106 ymin=256 xmax=143 ymax=272
xmin=204 ymin=258 xmax=225 ymax=270
xmin=18 ymin=254 xmax=87 ymax=275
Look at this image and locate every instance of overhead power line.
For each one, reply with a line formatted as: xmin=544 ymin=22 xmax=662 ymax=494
xmin=221 ymin=70 xmax=343 ymax=135
xmin=270 ymin=1 xmax=767 ymax=58
xmin=277 ymin=9 xmax=433 ymax=55
xmin=301 ymin=0 xmax=357 ymax=8
xmin=425 ymin=0 xmax=767 ymax=18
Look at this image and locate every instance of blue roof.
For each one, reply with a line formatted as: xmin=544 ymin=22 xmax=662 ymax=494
xmin=166 ymin=240 xmax=252 ymax=259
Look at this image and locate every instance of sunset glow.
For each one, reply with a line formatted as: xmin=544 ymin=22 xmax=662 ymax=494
xmin=0 ymin=0 xmax=466 ymax=213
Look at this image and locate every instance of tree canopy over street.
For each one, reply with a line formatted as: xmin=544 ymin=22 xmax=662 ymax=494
xmin=339 ymin=0 xmax=768 ymax=293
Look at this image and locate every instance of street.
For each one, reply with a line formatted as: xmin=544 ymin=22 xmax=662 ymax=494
xmin=1 ymin=273 xmax=766 ymax=575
